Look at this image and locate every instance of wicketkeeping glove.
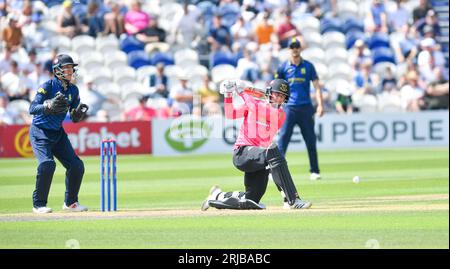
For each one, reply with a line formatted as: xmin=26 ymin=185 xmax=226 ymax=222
xmin=70 ymin=103 xmax=89 ymax=122
xmin=43 ymin=92 xmax=69 ymax=115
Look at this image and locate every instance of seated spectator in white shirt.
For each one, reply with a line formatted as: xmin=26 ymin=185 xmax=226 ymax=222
xmin=400 ymin=71 xmax=425 ymax=111
xmin=417 ymin=38 xmax=448 ymax=84
xmin=82 ymin=75 xmax=108 ymax=117
xmin=231 ymin=16 xmax=253 ymax=48
xmin=348 ymin=39 xmax=372 ymax=70
xmin=0 ymin=47 xmax=14 ymax=74
xmin=0 ymin=93 xmax=17 ymax=125
xmin=236 ymin=48 xmax=259 ymax=81
xmin=1 ymin=60 xmax=30 ymax=101
xmin=169 ymin=74 xmax=193 ymax=115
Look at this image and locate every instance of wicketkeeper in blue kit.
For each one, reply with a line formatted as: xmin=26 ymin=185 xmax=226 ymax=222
xmin=29 ymin=54 xmax=89 ymax=213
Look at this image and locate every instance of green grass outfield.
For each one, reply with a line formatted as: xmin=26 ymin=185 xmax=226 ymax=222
xmin=0 ymin=147 xmax=448 ymax=249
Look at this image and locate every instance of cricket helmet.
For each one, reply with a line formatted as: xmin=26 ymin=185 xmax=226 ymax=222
xmin=266 ymin=79 xmax=290 ymax=103
xmin=52 ymin=54 xmax=78 ymax=81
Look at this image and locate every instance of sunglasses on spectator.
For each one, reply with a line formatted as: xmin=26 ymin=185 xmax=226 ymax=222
xmin=289 ymin=44 xmax=300 ymax=49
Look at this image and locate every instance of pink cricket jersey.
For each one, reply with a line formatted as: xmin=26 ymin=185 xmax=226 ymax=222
xmin=124 ymin=10 xmax=150 ymax=34
xmin=224 ymin=92 xmax=286 ymax=149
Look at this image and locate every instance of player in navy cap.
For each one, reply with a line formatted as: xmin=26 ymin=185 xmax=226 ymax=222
xmin=275 ymin=38 xmax=325 ymax=183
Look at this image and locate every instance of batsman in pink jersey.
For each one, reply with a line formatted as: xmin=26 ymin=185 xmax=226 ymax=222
xmin=201 ymin=79 xmax=312 ymax=210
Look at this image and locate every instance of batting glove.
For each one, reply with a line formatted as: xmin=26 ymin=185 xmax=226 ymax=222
xmin=219 ymin=80 xmax=236 ymax=97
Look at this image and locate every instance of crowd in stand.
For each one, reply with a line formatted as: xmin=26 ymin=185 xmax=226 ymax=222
xmin=0 ymin=0 xmax=448 ymax=126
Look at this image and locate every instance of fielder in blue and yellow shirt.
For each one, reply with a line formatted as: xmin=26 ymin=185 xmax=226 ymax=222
xmin=28 ymin=54 xmax=89 ymax=213
xmin=275 ymin=38 xmax=324 ymax=181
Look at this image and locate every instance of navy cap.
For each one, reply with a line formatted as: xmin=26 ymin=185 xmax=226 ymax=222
xmin=288 ymin=38 xmax=301 ymax=49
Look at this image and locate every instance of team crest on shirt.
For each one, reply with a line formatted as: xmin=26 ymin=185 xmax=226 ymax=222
xmin=68 ymin=94 xmax=72 ymax=102
xmin=301 ymin=68 xmax=306 ymax=74
xmin=37 ymin=88 xmax=46 ymax=94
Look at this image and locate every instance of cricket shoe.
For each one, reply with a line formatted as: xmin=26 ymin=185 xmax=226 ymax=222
xmin=310 ymin=173 xmax=321 ymax=181
xmin=201 ymin=185 xmax=222 ymax=211
xmin=209 ymin=197 xmax=266 ymax=210
xmin=283 ymin=198 xmax=312 ymax=209
xmin=62 ymin=202 xmax=88 ymax=212
xmin=32 ymin=206 xmax=52 ymax=214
